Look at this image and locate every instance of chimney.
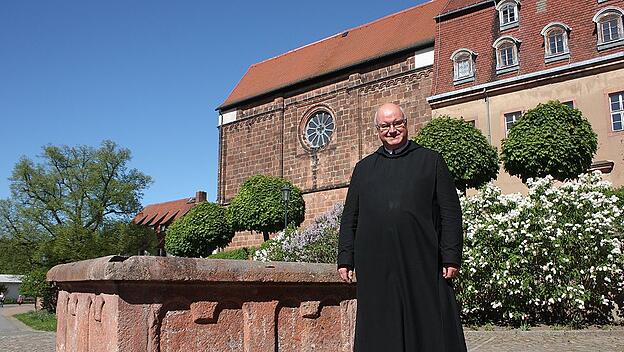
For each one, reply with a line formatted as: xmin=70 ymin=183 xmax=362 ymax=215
xmin=196 ymin=191 xmax=207 ymax=203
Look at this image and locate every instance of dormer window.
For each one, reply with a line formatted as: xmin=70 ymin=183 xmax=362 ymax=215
xmin=541 ymin=23 xmax=571 ymax=63
xmin=593 ymin=7 xmax=624 ymax=50
xmin=451 ymin=49 xmax=477 ymax=85
xmin=493 ymin=36 xmax=521 ymax=74
xmin=497 ymin=0 xmax=520 ymax=31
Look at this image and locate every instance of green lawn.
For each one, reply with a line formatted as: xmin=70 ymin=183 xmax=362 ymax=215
xmin=14 ymin=310 xmax=57 ymax=332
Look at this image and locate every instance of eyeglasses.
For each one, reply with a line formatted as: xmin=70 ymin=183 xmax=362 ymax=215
xmin=376 ymin=118 xmax=407 ymax=132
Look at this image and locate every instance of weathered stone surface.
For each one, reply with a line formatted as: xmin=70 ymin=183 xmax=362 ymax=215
xmin=48 ymin=256 xmax=356 ymax=352
xmin=47 ymin=255 xmax=346 ymax=284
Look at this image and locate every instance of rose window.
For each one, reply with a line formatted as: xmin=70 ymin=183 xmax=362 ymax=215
xmin=304 ymin=111 xmax=334 ymax=149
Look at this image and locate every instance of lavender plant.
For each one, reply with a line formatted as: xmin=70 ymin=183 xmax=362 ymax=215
xmin=253 ymin=203 xmax=343 ymax=263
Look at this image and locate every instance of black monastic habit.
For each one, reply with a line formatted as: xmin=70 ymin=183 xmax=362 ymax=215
xmin=338 ymin=141 xmax=466 ymax=352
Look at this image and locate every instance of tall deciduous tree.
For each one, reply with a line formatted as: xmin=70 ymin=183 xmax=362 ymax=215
xmin=9 ymin=140 xmax=152 ymax=238
xmin=0 ymin=140 xmax=153 ymax=268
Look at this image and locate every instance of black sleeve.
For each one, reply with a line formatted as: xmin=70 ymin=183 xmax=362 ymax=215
xmin=337 ymin=164 xmax=360 ymax=269
xmin=435 ymin=154 xmax=463 ymax=267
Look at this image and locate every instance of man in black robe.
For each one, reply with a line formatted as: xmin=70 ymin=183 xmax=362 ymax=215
xmin=337 ymin=103 xmax=466 ymax=351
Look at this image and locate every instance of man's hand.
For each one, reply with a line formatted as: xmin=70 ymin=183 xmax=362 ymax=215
xmin=442 ymin=265 xmax=459 ymax=279
xmin=338 ymin=267 xmax=354 ymax=283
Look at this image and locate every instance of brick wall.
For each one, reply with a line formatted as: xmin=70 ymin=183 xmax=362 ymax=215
xmin=433 ymin=0 xmax=624 ymax=95
xmin=220 ymin=51 xmax=434 ymax=248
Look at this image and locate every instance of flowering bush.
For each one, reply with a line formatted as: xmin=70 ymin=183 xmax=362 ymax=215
xmin=253 ymin=203 xmax=342 ymax=263
xmin=458 ymin=172 xmax=624 ymax=326
xmin=252 ymin=173 xmax=624 ymax=326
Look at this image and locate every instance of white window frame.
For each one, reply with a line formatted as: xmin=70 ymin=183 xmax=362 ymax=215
xmin=493 ymin=36 xmax=521 ymax=74
xmin=496 ymin=0 xmax=520 ymax=31
xmin=540 ymin=22 xmax=571 ymax=63
xmin=609 ymin=91 xmax=624 ymax=132
xmin=504 ymin=111 xmax=522 ymax=135
xmin=450 ymin=49 xmax=477 ymax=85
xmin=593 ymin=7 xmax=624 ymax=51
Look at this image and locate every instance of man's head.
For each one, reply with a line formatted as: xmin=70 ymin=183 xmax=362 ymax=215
xmin=374 ymin=103 xmax=408 ymax=150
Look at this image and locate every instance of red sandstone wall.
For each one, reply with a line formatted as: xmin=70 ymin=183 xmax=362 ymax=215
xmin=219 ymin=51 xmax=434 ymax=248
xmin=49 ymin=256 xmax=357 ymax=352
xmin=433 ymin=0 xmax=624 ymax=95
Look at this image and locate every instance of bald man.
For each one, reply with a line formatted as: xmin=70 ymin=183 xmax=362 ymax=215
xmin=338 ymin=103 xmax=466 ymax=351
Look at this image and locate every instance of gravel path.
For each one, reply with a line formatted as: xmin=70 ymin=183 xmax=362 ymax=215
xmin=465 ymin=327 xmax=624 ymax=351
xmin=0 ymin=305 xmax=55 ymax=352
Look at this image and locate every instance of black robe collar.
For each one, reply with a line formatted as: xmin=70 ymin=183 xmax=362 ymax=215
xmin=375 ymin=140 xmax=421 ymax=159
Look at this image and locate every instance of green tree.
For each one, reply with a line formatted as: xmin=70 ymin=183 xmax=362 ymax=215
xmin=165 ymin=202 xmax=234 ymax=258
xmin=501 ymin=101 xmax=598 ymax=182
xmin=0 ymin=237 xmax=40 ymax=274
xmin=0 ymin=140 xmax=153 ymax=269
xmin=20 ymin=270 xmax=56 ymax=311
xmin=229 ymin=175 xmax=305 ymax=241
xmin=413 ymin=116 xmax=499 ymax=192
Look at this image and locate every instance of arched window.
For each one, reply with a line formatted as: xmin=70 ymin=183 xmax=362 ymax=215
xmin=540 ymin=22 xmax=571 ymax=62
xmin=496 ymin=0 xmax=520 ymax=30
xmin=593 ymin=7 xmax=624 ymax=50
xmin=493 ymin=36 xmax=521 ymax=74
xmin=450 ymin=49 xmax=477 ymax=84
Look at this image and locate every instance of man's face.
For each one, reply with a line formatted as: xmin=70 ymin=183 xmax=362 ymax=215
xmin=376 ymin=105 xmax=408 ymax=150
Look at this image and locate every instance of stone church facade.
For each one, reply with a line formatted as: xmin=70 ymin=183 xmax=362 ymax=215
xmin=217 ymin=1 xmax=445 ymax=247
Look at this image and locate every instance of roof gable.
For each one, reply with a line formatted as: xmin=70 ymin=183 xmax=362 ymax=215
xmin=219 ymin=0 xmax=445 ymax=110
xmin=132 ymin=198 xmax=197 ymax=227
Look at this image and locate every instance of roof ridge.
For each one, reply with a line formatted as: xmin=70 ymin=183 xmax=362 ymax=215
xmin=141 ymin=197 xmax=195 ymax=208
xmin=250 ymin=0 xmax=438 ymax=68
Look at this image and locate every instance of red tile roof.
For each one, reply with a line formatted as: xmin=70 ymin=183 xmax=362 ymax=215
xmin=219 ymin=0 xmax=446 ymax=110
xmin=438 ymin=0 xmax=493 ymax=16
xmin=132 ymin=198 xmax=197 ymax=228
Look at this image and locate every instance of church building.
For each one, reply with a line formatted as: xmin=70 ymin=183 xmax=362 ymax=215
xmin=217 ymin=1 xmax=445 ymax=247
xmin=217 ymin=0 xmax=624 ymax=247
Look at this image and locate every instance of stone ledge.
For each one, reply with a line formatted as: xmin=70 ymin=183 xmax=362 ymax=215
xmin=47 ymin=255 xmax=353 ymax=285
xmin=48 ymin=256 xmax=357 ymax=352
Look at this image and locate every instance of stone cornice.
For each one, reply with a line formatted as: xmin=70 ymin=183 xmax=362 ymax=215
xmin=428 ymin=51 xmax=624 ymax=108
xmin=47 ymin=255 xmax=349 ymax=285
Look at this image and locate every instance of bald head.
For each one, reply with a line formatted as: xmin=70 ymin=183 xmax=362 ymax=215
xmin=374 ymin=103 xmax=405 ymax=126
xmin=374 ymin=103 xmax=408 ymax=151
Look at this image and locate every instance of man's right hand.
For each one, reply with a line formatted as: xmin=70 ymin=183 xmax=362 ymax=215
xmin=338 ymin=267 xmax=354 ymax=283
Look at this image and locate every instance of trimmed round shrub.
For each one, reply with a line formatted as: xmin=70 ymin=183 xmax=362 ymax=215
xmin=229 ymin=175 xmax=305 ymax=241
xmin=501 ymin=101 xmax=597 ymax=182
xmin=165 ymin=202 xmax=233 ymax=257
xmin=414 ymin=116 xmax=499 ymax=192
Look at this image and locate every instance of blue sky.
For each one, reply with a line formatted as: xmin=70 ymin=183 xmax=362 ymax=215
xmin=0 ymin=0 xmax=425 ymax=206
